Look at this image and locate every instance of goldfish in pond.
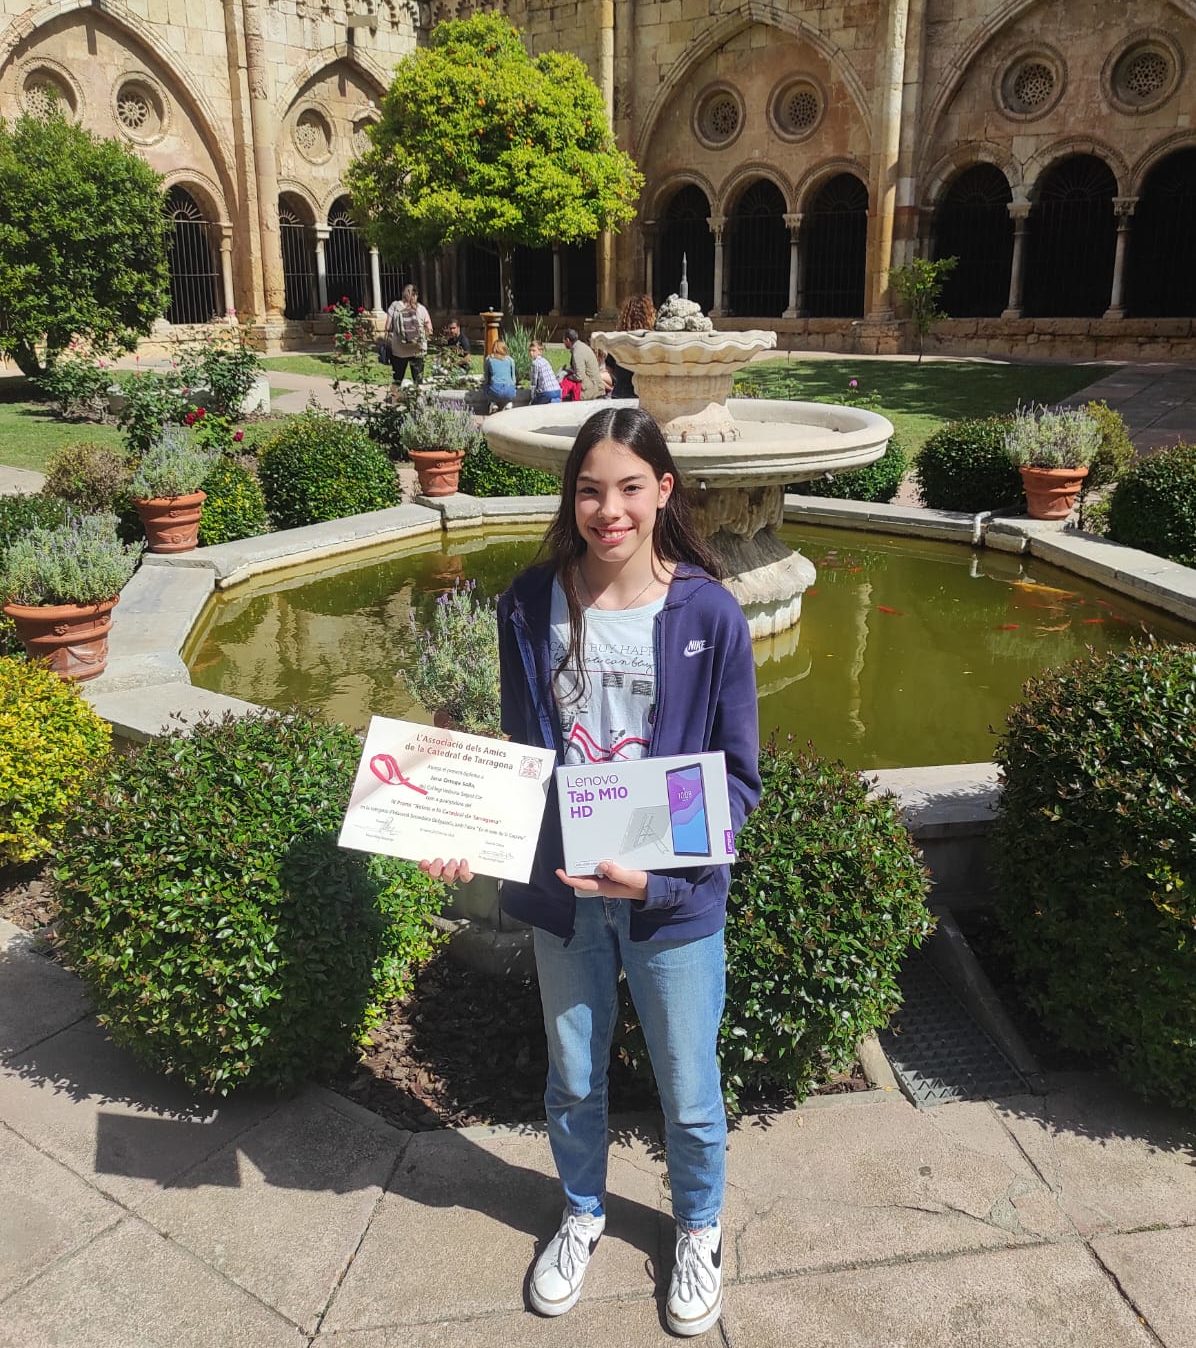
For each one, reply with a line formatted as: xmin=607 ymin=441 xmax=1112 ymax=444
xmin=876 ymin=604 xmax=905 ymax=616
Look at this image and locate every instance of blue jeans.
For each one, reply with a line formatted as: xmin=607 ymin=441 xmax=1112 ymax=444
xmin=531 ymin=389 xmax=562 ymax=405
xmin=533 ymin=898 xmax=726 ymax=1230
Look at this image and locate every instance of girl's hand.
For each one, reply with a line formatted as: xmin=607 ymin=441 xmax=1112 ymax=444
xmin=419 ymin=857 xmax=474 ymax=884
xmin=556 ymin=860 xmax=648 ymax=902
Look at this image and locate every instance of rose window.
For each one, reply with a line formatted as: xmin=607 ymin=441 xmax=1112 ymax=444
xmin=117 ymin=91 xmax=150 ymax=131
xmin=701 ymin=94 xmax=740 ymax=144
xmin=1110 ymin=42 xmax=1177 ymax=110
xmin=22 ymin=73 xmax=74 ymax=119
xmin=784 ymin=89 xmax=819 ymax=132
xmin=294 ymin=110 xmax=332 ymax=160
xmin=24 ymin=83 xmax=58 ymax=118
xmin=1011 ymin=62 xmax=1054 ymax=109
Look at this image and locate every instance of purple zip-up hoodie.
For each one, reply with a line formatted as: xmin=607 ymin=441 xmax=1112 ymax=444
xmin=497 ymin=561 xmax=761 ymax=942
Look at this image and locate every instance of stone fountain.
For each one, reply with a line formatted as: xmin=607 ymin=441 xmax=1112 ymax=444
xmin=482 ymin=295 xmax=893 ymax=638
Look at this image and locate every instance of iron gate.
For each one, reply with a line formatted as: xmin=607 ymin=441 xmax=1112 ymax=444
xmin=934 ymin=164 xmax=1013 ymax=317
xmin=279 ymin=202 xmax=315 ymax=320
xmin=803 ymin=174 xmax=867 ymax=317
xmin=325 ymin=199 xmax=370 ymax=311
xmin=1024 ymin=155 xmax=1116 ymax=317
xmin=656 ymin=186 xmax=715 ymax=311
xmin=166 ymin=186 xmax=222 ymax=324
xmin=726 ymin=179 xmax=789 ymax=317
xmin=1127 ymin=148 xmax=1196 ymax=317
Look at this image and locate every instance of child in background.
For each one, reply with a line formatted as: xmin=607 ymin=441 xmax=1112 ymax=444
xmin=529 ymin=340 xmax=562 ymax=404
xmin=483 ymin=339 xmax=518 ymax=412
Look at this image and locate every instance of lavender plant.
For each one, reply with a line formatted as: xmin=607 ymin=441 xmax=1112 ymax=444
xmin=403 ymin=579 xmax=501 ymax=735
xmin=1004 ymin=405 xmax=1102 ymax=470
xmin=0 ymin=514 xmax=142 ymax=606
xmin=131 ymin=425 xmax=217 ymax=499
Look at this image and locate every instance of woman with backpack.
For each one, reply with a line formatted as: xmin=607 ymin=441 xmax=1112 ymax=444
xmin=384 ymin=284 xmax=433 ymax=392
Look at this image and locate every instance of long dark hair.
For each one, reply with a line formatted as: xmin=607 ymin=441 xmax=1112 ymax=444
xmin=541 ymin=406 xmax=722 ymax=695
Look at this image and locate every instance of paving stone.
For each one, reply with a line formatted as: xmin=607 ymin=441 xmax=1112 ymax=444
xmin=720 ymin=1092 xmax=1069 ymax=1283
xmin=0 ymin=1218 xmax=307 ymax=1348
xmin=0 ymin=1019 xmax=284 ymax=1209
xmin=719 ymin=1242 xmax=1155 ymax=1348
xmin=316 ymin=1294 xmax=677 ymax=1345
xmin=0 ymin=921 xmax=91 ymax=1056
xmin=0 ymin=1125 xmax=120 ymax=1302
xmin=993 ymin=1074 xmax=1196 ymax=1238
xmin=1092 ymin=1227 xmax=1196 ymax=1348
xmin=85 ymin=681 xmax=259 ymax=741
xmin=138 ymin=1090 xmax=408 ymax=1334
xmin=321 ymin=1122 xmax=668 ymax=1332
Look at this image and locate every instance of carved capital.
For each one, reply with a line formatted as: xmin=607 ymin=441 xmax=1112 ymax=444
xmin=707 ymin=215 xmax=727 ymax=242
xmin=783 ymin=212 xmax=802 ymax=237
xmin=1007 ymin=201 xmax=1032 ymax=222
xmin=1113 ymin=195 xmax=1139 ymax=218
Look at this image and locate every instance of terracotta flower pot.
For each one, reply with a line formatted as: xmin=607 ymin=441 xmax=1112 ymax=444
xmin=3 ymin=596 xmax=119 ymax=682
xmin=1019 ymin=465 xmax=1089 ymax=521
xmin=134 ymin=490 xmax=206 ymax=553
xmin=410 ymin=450 xmax=464 ymax=498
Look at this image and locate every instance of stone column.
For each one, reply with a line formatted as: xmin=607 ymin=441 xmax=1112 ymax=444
xmin=1104 ymin=196 xmax=1138 ymax=319
xmin=241 ymin=0 xmax=284 ymax=323
xmin=865 ymin=0 xmax=911 ymax=318
xmin=219 ymin=223 xmax=236 ymax=320
xmin=315 ymin=227 xmax=329 ymax=312
xmin=595 ymin=0 xmax=617 ymax=318
xmin=783 ymin=213 xmax=803 ymax=319
xmin=708 ymin=216 xmax=727 ymax=317
xmin=551 ymin=245 xmax=562 ymax=316
xmin=369 ymin=246 xmax=384 ymax=317
xmin=1002 ymin=202 xmax=1030 ymax=319
xmin=642 ymin=220 xmax=657 ymax=301
xmin=892 ymin=0 xmax=928 ymax=271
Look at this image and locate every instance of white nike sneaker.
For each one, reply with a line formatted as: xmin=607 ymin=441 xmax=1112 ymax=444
xmin=529 ymin=1208 xmax=606 ymax=1317
xmin=666 ymin=1220 xmax=723 ymax=1336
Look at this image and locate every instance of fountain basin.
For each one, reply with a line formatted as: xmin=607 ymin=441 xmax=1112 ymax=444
xmin=483 ymin=396 xmax=893 ymax=638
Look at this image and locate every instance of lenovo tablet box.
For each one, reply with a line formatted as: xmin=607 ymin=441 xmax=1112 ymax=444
xmin=556 ymin=752 xmax=735 ymax=876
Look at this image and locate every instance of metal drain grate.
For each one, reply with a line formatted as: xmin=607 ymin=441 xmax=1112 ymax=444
xmin=879 ymin=949 xmax=1031 ymax=1107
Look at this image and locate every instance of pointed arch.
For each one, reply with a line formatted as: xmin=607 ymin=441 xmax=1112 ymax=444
xmin=635 ymin=2 xmax=871 ymax=160
xmin=919 ymin=0 xmax=1196 ymax=168
xmin=0 ymin=1 xmax=237 ymax=213
xmin=274 ymin=45 xmax=390 ymax=121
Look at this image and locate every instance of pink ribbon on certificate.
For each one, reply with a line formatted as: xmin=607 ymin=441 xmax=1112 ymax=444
xmin=369 ymin=753 xmax=429 ymax=795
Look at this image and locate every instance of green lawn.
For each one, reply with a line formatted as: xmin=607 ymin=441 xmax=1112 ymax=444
xmin=737 ymin=359 xmax=1118 ymax=455
xmin=0 ymin=381 xmax=124 ymax=473
xmin=261 ymin=343 xmax=569 ymax=385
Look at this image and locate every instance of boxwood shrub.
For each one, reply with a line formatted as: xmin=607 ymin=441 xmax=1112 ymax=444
xmin=1083 ymin=400 xmax=1135 ymax=492
xmin=790 ymin=432 xmax=909 ymax=505
xmin=257 ymin=411 xmax=400 ymax=528
xmin=616 ymin=742 xmax=934 ymax=1110
xmin=1107 ymin=442 xmax=1196 ymax=566
xmin=460 ymin=436 xmax=559 ymax=498
xmin=54 ymin=711 xmax=446 ymax=1093
xmin=0 ymin=656 xmax=112 ymax=866
xmin=41 ymin=441 xmax=131 ymax=515
xmin=915 ymin=416 xmax=1023 ymax=513
xmin=993 ymin=643 xmax=1196 ymax=1108
xmin=198 ymin=456 xmax=270 ymax=547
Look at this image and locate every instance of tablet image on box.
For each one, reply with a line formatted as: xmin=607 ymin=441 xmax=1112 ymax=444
xmin=557 ymin=752 xmax=735 ymax=875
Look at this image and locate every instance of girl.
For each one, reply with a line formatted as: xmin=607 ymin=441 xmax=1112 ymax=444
xmin=425 ymin=406 xmax=760 ymax=1337
xmin=483 ymin=339 xmax=518 ymax=412
xmin=384 ymin=283 xmax=432 ymax=392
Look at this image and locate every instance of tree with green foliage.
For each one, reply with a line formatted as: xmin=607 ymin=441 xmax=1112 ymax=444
xmin=348 ymin=14 xmax=642 ymax=314
xmin=889 ymin=256 xmax=958 ymax=363
xmin=0 ymin=111 xmax=170 ymax=377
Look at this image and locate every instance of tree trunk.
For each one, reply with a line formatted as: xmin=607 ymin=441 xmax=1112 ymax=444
xmin=12 ymin=342 xmax=46 ymax=379
xmin=499 ymin=247 xmax=516 ymax=319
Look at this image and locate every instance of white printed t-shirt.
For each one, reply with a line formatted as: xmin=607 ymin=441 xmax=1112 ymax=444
xmin=549 ymin=579 xmax=662 ymax=766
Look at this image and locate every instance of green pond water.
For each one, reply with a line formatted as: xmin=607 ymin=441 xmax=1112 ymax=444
xmin=187 ymin=523 xmax=1195 ymax=770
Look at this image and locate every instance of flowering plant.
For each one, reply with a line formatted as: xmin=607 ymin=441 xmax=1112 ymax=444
xmin=403 ymin=579 xmax=501 ymax=736
xmin=35 ymin=352 xmax=113 ymax=421
xmin=397 ymin=398 xmax=479 ymax=457
xmin=0 ymin=514 xmax=142 ymax=607
xmin=131 ymin=425 xmax=218 ymax=499
xmin=1004 ymin=405 xmax=1102 ymax=471
xmin=176 ymin=320 xmax=263 ymax=419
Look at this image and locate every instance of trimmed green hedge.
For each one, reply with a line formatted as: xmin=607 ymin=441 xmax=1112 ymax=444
xmin=258 ymin=411 xmax=400 ymax=528
xmin=994 ymin=643 xmax=1196 ymax=1108
xmin=1108 ymin=442 xmax=1196 ymax=566
xmin=915 ymin=416 xmax=1023 ymax=513
xmin=55 ymin=711 xmax=446 ymax=1093
xmin=790 ymin=432 xmax=908 ymax=505
xmin=462 ymin=436 xmax=559 ymax=497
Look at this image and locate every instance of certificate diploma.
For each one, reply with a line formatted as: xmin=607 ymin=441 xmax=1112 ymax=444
xmin=338 ymin=715 xmax=555 ymax=883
